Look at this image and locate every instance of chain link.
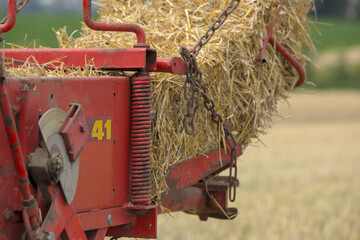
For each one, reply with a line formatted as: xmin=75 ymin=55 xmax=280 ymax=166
xmin=180 ymin=0 xmax=241 ymax=202
xmin=0 ymin=0 xmax=30 ymax=25
xmin=192 ymin=0 xmax=241 ymax=57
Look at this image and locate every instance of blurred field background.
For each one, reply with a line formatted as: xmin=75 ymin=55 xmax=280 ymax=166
xmin=154 ymin=91 xmax=360 ymax=240
xmin=1 ymin=0 xmax=360 ymax=239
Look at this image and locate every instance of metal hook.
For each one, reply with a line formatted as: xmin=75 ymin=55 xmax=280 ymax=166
xmin=259 ymin=0 xmax=305 ymax=87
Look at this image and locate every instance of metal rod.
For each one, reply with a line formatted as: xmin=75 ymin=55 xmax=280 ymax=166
xmin=269 ymin=36 xmax=305 ymax=87
xmin=258 ymin=0 xmax=305 ymax=87
xmin=156 ymin=57 xmax=186 ymax=75
xmin=0 ymin=54 xmax=39 ymax=230
xmin=259 ymin=0 xmax=284 ymax=63
xmin=0 ymin=0 xmax=17 ymax=33
xmin=82 ymin=0 xmax=147 ymax=46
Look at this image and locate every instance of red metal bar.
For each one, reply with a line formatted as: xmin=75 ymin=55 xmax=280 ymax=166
xmin=259 ymin=0 xmax=284 ymax=63
xmin=2 ymin=48 xmax=151 ymax=70
xmin=269 ymin=36 xmax=305 ymax=87
xmin=156 ymin=57 xmax=186 ymax=75
xmin=0 ymin=0 xmax=17 ymax=33
xmin=87 ymin=228 xmax=109 ymax=240
xmin=3 ymin=48 xmax=188 ymax=75
xmin=34 ymin=186 xmax=87 ymax=240
xmin=3 ymin=49 xmax=187 ymax=75
xmin=0 ymin=56 xmax=39 ymax=232
xmin=163 ymin=145 xmax=242 ymax=202
xmin=82 ymin=0 xmax=147 ymax=47
xmin=258 ymin=0 xmax=305 ymax=87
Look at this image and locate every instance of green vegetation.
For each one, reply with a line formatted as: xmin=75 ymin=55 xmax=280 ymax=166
xmin=2 ymin=14 xmax=82 ymax=48
xmin=307 ymin=62 xmax=360 ymax=89
xmin=309 ymin=18 xmax=360 ymax=51
xmin=305 ymin=18 xmax=360 ymax=89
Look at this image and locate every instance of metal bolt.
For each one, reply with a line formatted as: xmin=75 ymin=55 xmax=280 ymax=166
xmin=48 ymin=153 xmax=64 ymax=182
xmin=4 ymin=208 xmax=14 ymax=222
xmin=107 ymin=214 xmax=112 ymax=225
xmin=44 ymin=232 xmax=55 ymax=240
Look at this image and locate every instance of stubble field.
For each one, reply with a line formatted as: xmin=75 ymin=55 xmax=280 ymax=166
xmin=154 ymin=90 xmax=360 ymax=240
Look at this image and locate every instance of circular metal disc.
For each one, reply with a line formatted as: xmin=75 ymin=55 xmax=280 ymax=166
xmin=39 ymin=108 xmax=67 ymax=142
xmin=39 ymin=108 xmax=79 ymax=205
xmin=46 ymin=133 xmax=79 ymax=205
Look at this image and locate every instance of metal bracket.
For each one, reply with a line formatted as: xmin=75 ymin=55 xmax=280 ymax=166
xmin=59 ymin=104 xmax=89 ymax=162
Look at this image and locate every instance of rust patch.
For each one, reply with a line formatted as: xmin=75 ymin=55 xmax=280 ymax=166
xmin=10 ymin=142 xmax=20 ymax=150
xmin=0 ymin=164 xmax=15 ymax=175
xmin=4 ymin=113 xmax=14 ymax=128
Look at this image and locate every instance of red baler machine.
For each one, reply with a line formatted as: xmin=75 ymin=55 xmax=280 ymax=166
xmin=0 ymin=1 xmax=243 ymax=239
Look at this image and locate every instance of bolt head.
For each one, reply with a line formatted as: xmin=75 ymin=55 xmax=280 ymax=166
xmin=4 ymin=208 xmax=14 ymax=222
xmin=44 ymin=232 xmax=55 ymax=240
xmin=107 ymin=214 xmax=112 ymax=225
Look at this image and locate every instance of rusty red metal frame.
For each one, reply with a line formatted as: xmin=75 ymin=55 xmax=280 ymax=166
xmin=259 ymin=0 xmax=305 ymax=87
xmin=0 ymin=0 xmax=17 ymax=33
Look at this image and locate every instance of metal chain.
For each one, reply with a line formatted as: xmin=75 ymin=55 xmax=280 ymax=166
xmin=0 ymin=0 xmax=30 ymax=24
xmin=192 ymin=0 xmax=241 ymax=57
xmin=180 ymin=0 xmax=241 ymax=202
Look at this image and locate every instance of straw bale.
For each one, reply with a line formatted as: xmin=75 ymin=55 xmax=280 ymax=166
xmin=5 ymin=0 xmax=315 ymax=202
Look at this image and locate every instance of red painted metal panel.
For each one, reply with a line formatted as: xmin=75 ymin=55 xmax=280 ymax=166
xmin=107 ymin=207 xmax=157 ymax=239
xmin=78 ymin=207 xmax=133 ymax=231
xmin=5 ymin=76 xmax=131 ymax=212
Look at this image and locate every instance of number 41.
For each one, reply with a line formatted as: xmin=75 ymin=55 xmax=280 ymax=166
xmin=92 ymin=120 xmax=111 ymax=140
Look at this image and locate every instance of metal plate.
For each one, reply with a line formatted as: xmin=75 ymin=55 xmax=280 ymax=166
xmin=39 ymin=108 xmax=79 ymax=205
xmin=39 ymin=108 xmax=67 ymax=142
